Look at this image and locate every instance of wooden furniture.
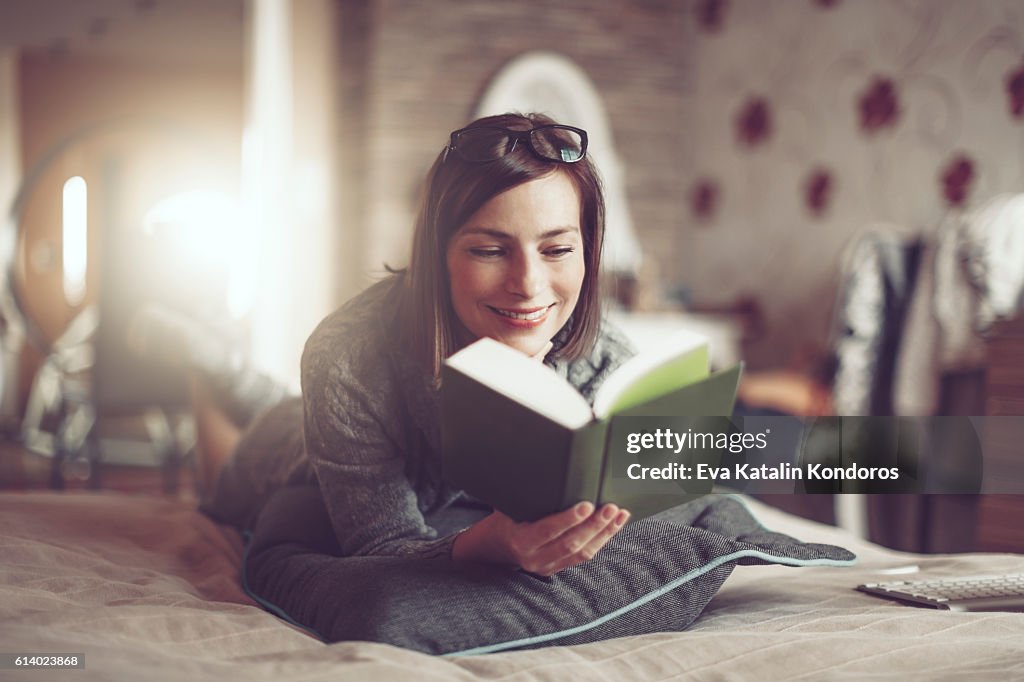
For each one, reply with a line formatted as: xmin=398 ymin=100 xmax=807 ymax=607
xmin=977 ymin=317 xmax=1024 ymax=553
xmin=985 ymin=317 xmax=1024 ymax=415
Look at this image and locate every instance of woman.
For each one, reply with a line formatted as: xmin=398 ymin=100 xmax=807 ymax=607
xmin=173 ymin=112 xmax=635 ymax=577
xmin=136 ymin=116 xmax=855 ymax=653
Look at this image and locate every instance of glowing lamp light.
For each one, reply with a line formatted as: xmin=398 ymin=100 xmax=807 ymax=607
xmin=142 ymin=190 xmax=252 ymax=318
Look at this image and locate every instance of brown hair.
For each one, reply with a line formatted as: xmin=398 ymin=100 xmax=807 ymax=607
xmin=402 ymin=112 xmax=605 ymax=379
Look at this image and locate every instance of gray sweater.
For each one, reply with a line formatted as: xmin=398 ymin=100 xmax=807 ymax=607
xmin=212 ymin=275 xmax=635 ymax=560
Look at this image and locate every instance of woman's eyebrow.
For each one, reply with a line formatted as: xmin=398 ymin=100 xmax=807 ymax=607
xmin=459 ymin=227 xmax=512 ymax=239
xmin=539 ymin=227 xmax=581 ymax=239
xmin=459 ymin=226 xmax=580 ymax=239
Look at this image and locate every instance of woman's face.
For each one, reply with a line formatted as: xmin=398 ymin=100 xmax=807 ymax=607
xmin=446 ymin=171 xmax=585 ymax=358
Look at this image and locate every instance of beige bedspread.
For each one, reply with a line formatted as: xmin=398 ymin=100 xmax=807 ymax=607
xmin=2 ymin=491 xmax=1022 ymax=681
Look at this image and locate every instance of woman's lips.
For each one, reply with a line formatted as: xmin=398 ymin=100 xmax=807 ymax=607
xmin=487 ymin=304 xmax=555 ymax=328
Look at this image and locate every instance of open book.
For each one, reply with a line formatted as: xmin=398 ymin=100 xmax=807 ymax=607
xmin=441 ymin=331 xmax=743 ymax=521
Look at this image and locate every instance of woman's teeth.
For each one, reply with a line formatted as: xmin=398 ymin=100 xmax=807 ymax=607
xmin=492 ymin=306 xmax=549 ymax=321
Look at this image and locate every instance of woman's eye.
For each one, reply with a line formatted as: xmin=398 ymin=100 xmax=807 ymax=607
xmin=544 ymin=246 xmax=576 ymax=258
xmin=469 ymin=247 xmax=504 ymax=258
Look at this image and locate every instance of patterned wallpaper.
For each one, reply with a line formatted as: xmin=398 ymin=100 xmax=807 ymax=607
xmin=677 ymin=0 xmax=1024 ymax=368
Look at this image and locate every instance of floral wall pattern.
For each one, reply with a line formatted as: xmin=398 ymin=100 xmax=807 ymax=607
xmin=678 ymin=0 xmax=1024 ymax=367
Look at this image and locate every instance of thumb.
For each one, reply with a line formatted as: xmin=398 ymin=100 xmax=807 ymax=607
xmin=530 ymin=341 xmax=554 ymax=362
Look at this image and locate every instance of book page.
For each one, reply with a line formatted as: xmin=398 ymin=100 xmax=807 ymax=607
xmin=445 ymin=338 xmax=594 ymax=429
xmin=592 ymin=330 xmax=710 ymax=418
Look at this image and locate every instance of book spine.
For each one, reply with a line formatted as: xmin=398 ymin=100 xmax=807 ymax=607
xmin=561 ymin=420 xmax=608 ymax=509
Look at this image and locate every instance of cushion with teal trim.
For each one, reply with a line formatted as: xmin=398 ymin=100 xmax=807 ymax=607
xmin=242 ymin=487 xmax=855 ymax=655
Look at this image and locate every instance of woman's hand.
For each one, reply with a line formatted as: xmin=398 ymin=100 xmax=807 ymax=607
xmin=451 ymin=502 xmax=630 ymax=576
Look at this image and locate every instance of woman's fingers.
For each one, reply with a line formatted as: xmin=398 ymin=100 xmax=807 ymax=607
xmin=539 ymin=503 xmax=617 ymax=555
xmin=463 ymin=504 xmax=629 ymax=572
xmin=552 ymin=505 xmax=625 ymax=566
xmin=520 ymin=501 xmax=594 ymax=547
xmin=499 ymin=502 xmax=592 ymax=568
xmin=573 ymin=508 xmax=629 ymax=561
xmin=526 ymin=504 xmax=629 ymax=576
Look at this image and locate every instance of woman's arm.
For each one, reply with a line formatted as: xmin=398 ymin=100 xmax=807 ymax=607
xmin=302 ymin=313 xmax=462 ymax=560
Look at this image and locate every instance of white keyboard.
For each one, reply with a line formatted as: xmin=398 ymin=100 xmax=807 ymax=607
xmin=857 ymin=573 xmax=1024 ymax=612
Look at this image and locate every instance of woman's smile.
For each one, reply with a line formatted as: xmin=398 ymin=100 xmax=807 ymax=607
xmin=487 ymin=303 xmax=555 ymax=326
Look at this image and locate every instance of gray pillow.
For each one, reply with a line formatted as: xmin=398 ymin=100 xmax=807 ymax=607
xmin=242 ymin=487 xmax=855 ymax=655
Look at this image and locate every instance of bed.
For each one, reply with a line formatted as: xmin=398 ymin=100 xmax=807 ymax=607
xmin=2 ymin=491 xmax=1023 ymax=680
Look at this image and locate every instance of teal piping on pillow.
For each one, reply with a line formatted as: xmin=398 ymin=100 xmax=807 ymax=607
xmin=723 ymin=492 xmax=777 ymax=531
xmin=239 ymin=530 xmax=328 ymax=643
xmin=444 ymin=548 xmax=857 ymax=657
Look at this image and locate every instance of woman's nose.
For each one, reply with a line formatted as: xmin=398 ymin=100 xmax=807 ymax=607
xmin=506 ymin=252 xmax=545 ymax=299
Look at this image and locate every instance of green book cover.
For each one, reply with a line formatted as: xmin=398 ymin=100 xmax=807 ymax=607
xmin=441 ymin=336 xmax=742 ymax=522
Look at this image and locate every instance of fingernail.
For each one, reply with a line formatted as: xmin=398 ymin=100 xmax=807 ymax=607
xmin=576 ymin=502 xmax=593 ymax=518
xmin=616 ymin=511 xmax=630 ymax=527
xmin=601 ymin=505 xmax=616 ymax=521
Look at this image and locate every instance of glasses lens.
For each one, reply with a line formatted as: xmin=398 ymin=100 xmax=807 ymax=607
xmin=452 ymin=128 xmax=513 ymax=162
xmin=529 ymin=126 xmax=586 ymax=163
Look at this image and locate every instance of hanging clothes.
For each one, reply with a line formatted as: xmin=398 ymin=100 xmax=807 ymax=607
xmin=895 ymin=194 xmax=1024 ymax=416
xmin=829 ymin=225 xmax=923 ymax=416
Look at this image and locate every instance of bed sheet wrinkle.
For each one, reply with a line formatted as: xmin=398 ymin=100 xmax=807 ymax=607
xmin=724 ymin=605 xmax=843 ymax=631
xmin=59 ymin=620 xmax=312 ymax=661
xmin=655 ymin=633 xmax=885 ymax=680
xmin=685 ymin=635 xmax=844 ymax=677
xmin=452 ymin=647 xmax=667 ymax=675
xmin=0 ymin=535 xmax=122 ymax=568
xmin=807 ymin=638 xmax=995 ymax=677
xmin=8 ymin=558 xmax=225 ymax=606
xmin=452 ymin=645 xmax=625 ymax=682
xmin=226 ymin=644 xmax=483 ymax=681
xmin=567 ymin=636 xmax=698 ymax=677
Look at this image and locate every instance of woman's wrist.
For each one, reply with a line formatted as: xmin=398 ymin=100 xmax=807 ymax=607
xmin=450 ymin=513 xmax=513 ymax=565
